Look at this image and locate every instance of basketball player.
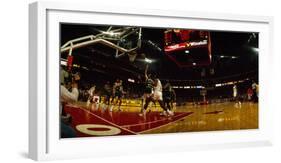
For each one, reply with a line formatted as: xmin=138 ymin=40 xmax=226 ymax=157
xmin=111 ymin=79 xmax=124 ymax=111
xmin=233 ymin=84 xmax=241 ymax=107
xmin=233 ymin=84 xmax=237 ymax=100
xmin=140 ymin=64 xmax=155 ymax=112
xmin=163 ymin=82 xmax=177 ymax=112
xmin=171 ymin=87 xmax=177 ymax=110
xmin=247 ymin=87 xmax=253 ymax=101
xmin=139 ymin=65 xmax=173 ymax=117
xmin=102 ymin=81 xmax=112 ymax=110
xmin=153 ymin=78 xmax=174 ymax=116
xmin=251 ymin=81 xmax=258 ymax=103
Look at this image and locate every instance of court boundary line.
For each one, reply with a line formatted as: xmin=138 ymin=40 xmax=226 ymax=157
xmin=138 ymin=112 xmax=193 ymax=134
xmin=76 ymin=107 xmax=139 ymax=135
xmin=121 ymin=112 xmax=190 ymax=128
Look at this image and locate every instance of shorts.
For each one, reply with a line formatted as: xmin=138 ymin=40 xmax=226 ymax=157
xmin=163 ymin=96 xmax=172 ymax=102
xmin=114 ymin=91 xmax=122 ymax=98
xmin=153 ymin=91 xmax=163 ymax=101
xmin=104 ymin=92 xmax=111 ymax=98
xmin=143 ymin=93 xmax=153 ymax=99
xmin=144 ymin=87 xmax=153 ymax=94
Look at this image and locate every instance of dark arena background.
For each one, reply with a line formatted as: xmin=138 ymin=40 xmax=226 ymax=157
xmin=60 ymin=24 xmax=259 ymax=138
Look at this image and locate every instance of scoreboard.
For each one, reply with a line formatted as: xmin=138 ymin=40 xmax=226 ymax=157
xmin=164 ymin=29 xmax=212 ymax=67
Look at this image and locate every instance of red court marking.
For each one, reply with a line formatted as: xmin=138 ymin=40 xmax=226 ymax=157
xmin=65 ymin=107 xmax=137 ymax=137
xmin=88 ymin=128 xmax=111 ymax=131
xmin=64 ymin=105 xmax=193 ymax=137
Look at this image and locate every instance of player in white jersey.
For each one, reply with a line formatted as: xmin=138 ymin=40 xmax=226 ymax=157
xmin=233 ymin=84 xmax=241 ymax=108
xmin=233 ymin=85 xmax=238 ymax=99
xmin=153 ymin=78 xmax=174 ymax=116
xmin=153 ymin=78 xmax=163 ymax=101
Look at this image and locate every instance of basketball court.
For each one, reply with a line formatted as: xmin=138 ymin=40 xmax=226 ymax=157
xmin=64 ymin=101 xmax=258 ymax=137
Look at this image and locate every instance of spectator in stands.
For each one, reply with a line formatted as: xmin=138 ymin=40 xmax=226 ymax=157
xmin=247 ymin=87 xmax=253 ymax=101
xmin=60 ymin=72 xmax=80 ymax=138
xmin=251 ymin=81 xmax=258 ymax=103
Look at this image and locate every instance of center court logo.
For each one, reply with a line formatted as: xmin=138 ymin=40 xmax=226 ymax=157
xmin=76 ymin=124 xmax=121 ymax=136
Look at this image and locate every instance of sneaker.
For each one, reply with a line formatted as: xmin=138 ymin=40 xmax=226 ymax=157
xmin=95 ymin=103 xmax=99 ymax=110
xmin=104 ymin=104 xmax=109 ymax=111
xmin=101 ymin=104 xmax=106 ymax=110
xmin=138 ymin=109 xmax=146 ymax=117
xmin=109 ymin=105 xmax=113 ymax=112
xmin=160 ymin=111 xmax=167 ymax=116
xmin=86 ymin=100 xmax=90 ymax=106
xmin=167 ymin=110 xmax=174 ymax=116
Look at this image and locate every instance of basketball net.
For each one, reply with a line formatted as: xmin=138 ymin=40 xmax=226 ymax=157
xmin=128 ymin=52 xmax=137 ymax=62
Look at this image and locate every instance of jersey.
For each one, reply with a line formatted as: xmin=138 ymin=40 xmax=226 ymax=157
xmin=153 ymin=79 xmax=163 ymax=101
xmin=233 ymin=86 xmax=238 ymax=97
xmin=144 ymin=78 xmax=154 ymax=94
xmin=103 ymin=84 xmax=112 ymax=96
xmin=113 ymin=82 xmax=123 ymax=97
xmin=154 ymin=79 xmax=162 ymax=92
xmin=163 ymin=85 xmax=173 ymax=101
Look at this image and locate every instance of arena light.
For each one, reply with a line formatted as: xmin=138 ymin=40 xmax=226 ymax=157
xmin=252 ymin=47 xmax=259 ymax=53
xmin=128 ymin=78 xmax=135 ymax=83
xmin=220 ymin=55 xmax=238 ymax=59
xmin=60 ymin=60 xmax=67 ymax=66
xmin=215 ymin=83 xmax=222 ymax=87
xmin=81 ymin=66 xmax=89 ymax=70
xmin=144 ymin=58 xmax=153 ymax=63
xmin=185 ymin=50 xmax=190 ymax=54
xmin=227 ymin=81 xmax=234 ymax=85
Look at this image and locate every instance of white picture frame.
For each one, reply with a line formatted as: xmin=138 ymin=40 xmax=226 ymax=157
xmin=29 ymin=1 xmax=274 ymax=161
